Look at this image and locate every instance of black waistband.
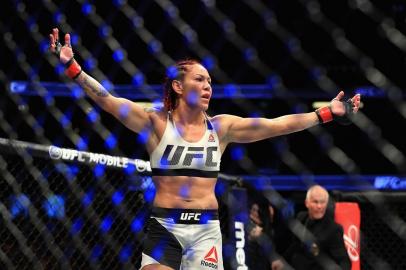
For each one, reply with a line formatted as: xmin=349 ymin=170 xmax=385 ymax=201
xmin=151 ymin=168 xmax=219 ymax=178
xmin=151 ymin=207 xmax=219 ymax=224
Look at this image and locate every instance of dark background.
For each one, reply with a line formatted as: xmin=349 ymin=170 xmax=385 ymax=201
xmin=1 ymin=1 xmax=406 ymax=269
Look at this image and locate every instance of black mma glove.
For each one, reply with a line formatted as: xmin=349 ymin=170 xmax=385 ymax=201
xmin=315 ymin=98 xmax=355 ymax=125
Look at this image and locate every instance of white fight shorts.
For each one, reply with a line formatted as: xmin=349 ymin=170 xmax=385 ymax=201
xmin=140 ymin=207 xmax=223 ymax=270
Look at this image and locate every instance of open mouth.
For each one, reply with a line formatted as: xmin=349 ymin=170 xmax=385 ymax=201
xmin=201 ymin=93 xmax=211 ymax=100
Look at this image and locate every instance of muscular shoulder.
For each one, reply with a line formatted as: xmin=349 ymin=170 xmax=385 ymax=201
xmin=209 ymin=114 xmax=240 ymax=138
xmin=210 ymin=114 xmax=240 ymax=123
xmin=142 ymin=106 xmax=165 ymax=122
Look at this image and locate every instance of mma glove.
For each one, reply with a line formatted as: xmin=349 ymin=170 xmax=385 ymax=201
xmin=315 ymin=98 xmax=355 ymax=125
xmin=53 ymin=40 xmax=82 ymax=80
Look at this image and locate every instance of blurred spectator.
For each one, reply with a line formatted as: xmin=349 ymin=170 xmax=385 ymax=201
xmin=284 ymin=185 xmax=350 ymax=270
xmin=246 ymin=201 xmax=284 ymax=270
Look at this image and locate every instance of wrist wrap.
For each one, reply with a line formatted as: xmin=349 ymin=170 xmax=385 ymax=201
xmin=65 ymin=58 xmax=82 ymax=79
xmin=316 ymin=99 xmax=355 ymax=125
xmin=315 ymin=106 xmax=333 ymax=124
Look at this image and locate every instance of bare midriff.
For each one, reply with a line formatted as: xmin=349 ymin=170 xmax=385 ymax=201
xmin=152 ymin=175 xmax=218 ymax=209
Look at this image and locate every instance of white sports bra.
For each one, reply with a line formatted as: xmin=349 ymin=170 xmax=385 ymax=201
xmin=150 ymin=112 xmax=221 ymax=178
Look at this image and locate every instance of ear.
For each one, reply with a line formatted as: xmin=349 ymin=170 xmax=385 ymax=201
xmin=171 ymin=80 xmax=183 ymax=95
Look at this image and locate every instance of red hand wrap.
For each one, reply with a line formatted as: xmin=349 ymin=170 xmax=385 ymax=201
xmin=65 ymin=59 xmax=82 ymax=79
xmin=315 ymin=106 xmax=333 ymax=124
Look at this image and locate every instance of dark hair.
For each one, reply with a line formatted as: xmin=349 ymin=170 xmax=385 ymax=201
xmin=163 ymin=59 xmax=201 ymax=111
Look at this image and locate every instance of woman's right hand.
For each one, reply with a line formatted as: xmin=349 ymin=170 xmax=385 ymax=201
xmin=49 ymin=28 xmax=74 ymax=64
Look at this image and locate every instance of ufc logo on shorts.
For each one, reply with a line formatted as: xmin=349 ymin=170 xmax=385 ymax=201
xmin=160 ymin=145 xmax=218 ymax=167
xmin=180 ymin=212 xmax=201 ymax=221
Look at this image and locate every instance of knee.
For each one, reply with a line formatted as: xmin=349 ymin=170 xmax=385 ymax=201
xmin=141 ymin=263 xmax=174 ymax=270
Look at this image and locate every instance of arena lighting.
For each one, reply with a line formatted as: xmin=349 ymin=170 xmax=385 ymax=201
xmin=12 ymin=81 xmax=377 ymax=99
xmin=10 ymin=194 xmax=31 ymax=219
xmin=353 ymin=87 xmax=386 ymax=97
xmin=137 ymin=128 xmax=151 ymax=144
xmin=84 ymin=58 xmax=97 ymax=71
xmin=82 ymin=189 xmax=94 ymax=208
xmin=70 ymin=34 xmax=79 ymax=46
xmin=186 ymin=91 xmax=199 ymax=105
xmin=98 ymin=24 xmax=111 ymax=39
xmin=140 ymin=176 xmax=154 ymax=190
xmin=143 ymin=187 xmax=156 ymax=203
xmin=26 ymin=16 xmax=36 ymax=32
xmin=214 ymin=180 xmax=227 ymax=196
xmin=59 ymin=111 xmax=71 ymax=127
xmin=100 ymin=215 xmax=114 ymax=234
xmin=152 ymin=245 xmax=164 ymax=261
xmin=231 ymin=146 xmax=245 ymax=161
xmin=90 ymin=244 xmax=103 ymax=261
xmin=266 ymin=74 xmax=282 ymax=90
xmin=52 ymin=12 xmax=63 ymax=24
xmin=111 ymin=190 xmax=125 ymax=206
xmin=179 ymin=185 xmax=190 ymax=198
xmin=113 ymin=49 xmax=125 ymax=63
xmin=101 ymin=79 xmax=114 ymax=92
xmin=124 ymin=163 xmax=137 ymax=175
xmin=113 ymin=0 xmax=125 ymax=8
xmin=199 ymin=213 xmax=212 ymax=224
xmin=130 ymin=217 xmax=144 ymax=233
xmin=243 ymin=47 xmax=257 ymax=62
xmin=93 ymin=164 xmax=106 ymax=179
xmin=148 ymin=40 xmax=162 ymax=54
xmin=39 ymin=39 xmax=49 ymax=54
xmin=119 ymin=244 xmax=133 ymax=262
xmin=43 ymin=194 xmax=65 ymax=219
xmin=55 ymin=63 xmax=65 ymax=76
xmin=68 ymin=164 xmax=80 ymax=176
xmin=81 ymin=2 xmax=93 ymax=15
xmin=202 ymin=56 xmax=215 ymax=71
xmin=166 ymin=65 xmax=178 ymax=79
xmin=71 ymin=85 xmax=84 ymax=99
xmin=132 ymin=73 xmax=145 ymax=86
xmin=76 ymin=136 xmax=88 ymax=151
xmin=224 ymin=84 xmax=238 ymax=97
xmin=57 ymin=166 xmax=75 ymax=182
xmin=70 ymin=218 xmax=84 ymax=236
xmin=104 ymin=134 xmax=117 ymax=149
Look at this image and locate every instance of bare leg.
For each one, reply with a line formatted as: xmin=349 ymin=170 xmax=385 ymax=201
xmin=141 ymin=264 xmax=175 ymax=270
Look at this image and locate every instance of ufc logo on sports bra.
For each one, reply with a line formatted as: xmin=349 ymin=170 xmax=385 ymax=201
xmin=160 ymin=145 xmax=218 ymax=167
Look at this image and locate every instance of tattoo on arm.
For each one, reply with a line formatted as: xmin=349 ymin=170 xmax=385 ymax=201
xmin=81 ymin=75 xmax=109 ymax=97
xmin=144 ymin=107 xmax=156 ymax=113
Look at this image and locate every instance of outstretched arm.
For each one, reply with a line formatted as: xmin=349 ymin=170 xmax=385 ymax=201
xmin=217 ymin=91 xmax=361 ymax=144
xmin=49 ymin=28 xmax=151 ymax=133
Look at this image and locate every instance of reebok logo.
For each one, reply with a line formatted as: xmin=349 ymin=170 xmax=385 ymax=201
xmin=208 ymin=134 xmax=215 ymax=142
xmin=201 ymin=246 xmax=218 ymax=269
xmin=204 ymin=246 xmax=218 ymax=263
